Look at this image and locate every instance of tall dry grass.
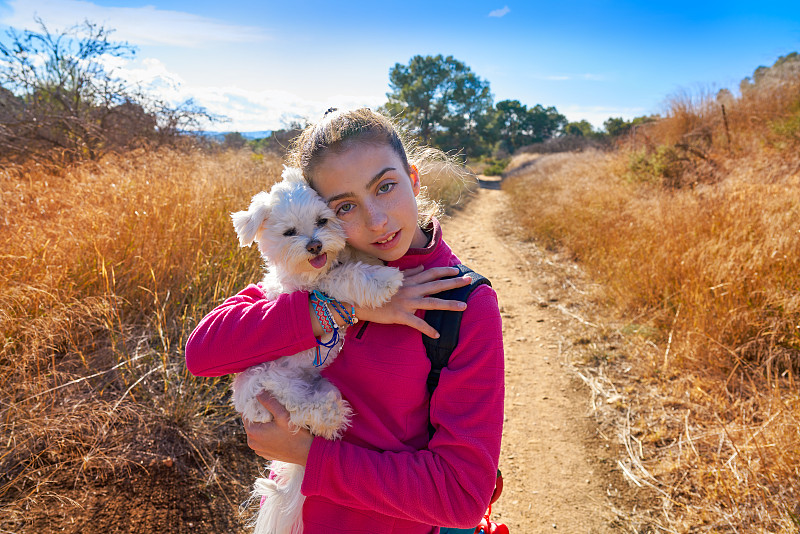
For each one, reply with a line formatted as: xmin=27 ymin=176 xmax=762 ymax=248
xmin=0 ymin=147 xmax=283 ymax=530
xmin=505 ymin=150 xmax=800 ymax=531
xmin=633 ymin=54 xmax=800 ymax=158
xmin=0 ymin=145 xmax=475 ymax=531
xmin=502 ymin=62 xmax=800 ymax=530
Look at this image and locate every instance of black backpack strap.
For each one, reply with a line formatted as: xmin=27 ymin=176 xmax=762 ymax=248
xmin=422 ymin=265 xmax=491 ymax=438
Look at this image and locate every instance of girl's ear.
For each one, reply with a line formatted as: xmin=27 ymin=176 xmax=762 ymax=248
xmin=409 ymin=165 xmax=421 ymax=196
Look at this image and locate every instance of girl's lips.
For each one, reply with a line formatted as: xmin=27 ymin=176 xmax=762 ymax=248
xmin=372 ymin=230 xmax=400 ymax=250
xmin=309 ymin=253 xmax=328 ymax=269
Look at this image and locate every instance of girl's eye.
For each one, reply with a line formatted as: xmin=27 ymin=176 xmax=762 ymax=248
xmin=378 ymin=182 xmax=395 ymax=194
xmin=316 ymin=218 xmax=328 ymax=227
xmin=283 ymin=228 xmax=296 ymax=237
xmin=337 ymin=203 xmax=354 ymax=215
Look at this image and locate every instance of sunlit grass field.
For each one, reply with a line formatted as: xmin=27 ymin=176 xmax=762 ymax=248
xmin=503 ymin=72 xmax=800 ymax=531
xmin=0 ymin=145 xmax=475 ymax=532
xmin=1 ymin=147 xmax=279 ymax=531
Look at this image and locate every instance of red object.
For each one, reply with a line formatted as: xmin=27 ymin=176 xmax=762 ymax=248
xmin=490 ymin=471 xmax=503 ymax=504
xmin=475 ymin=472 xmax=507 ymax=534
xmin=473 ymin=505 xmax=509 ymax=534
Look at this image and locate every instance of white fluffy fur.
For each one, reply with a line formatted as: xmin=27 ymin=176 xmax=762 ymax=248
xmin=230 ymin=167 xmax=403 ymax=534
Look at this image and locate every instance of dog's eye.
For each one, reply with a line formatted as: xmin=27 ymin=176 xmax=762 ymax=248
xmin=283 ymin=228 xmax=296 ymax=237
xmin=316 ymin=218 xmax=328 ymax=227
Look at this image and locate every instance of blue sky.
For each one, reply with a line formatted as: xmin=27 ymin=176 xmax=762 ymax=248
xmin=1 ymin=0 xmax=799 ymax=132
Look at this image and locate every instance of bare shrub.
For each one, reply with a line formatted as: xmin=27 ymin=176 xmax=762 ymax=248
xmin=0 ymin=18 xmax=215 ymax=164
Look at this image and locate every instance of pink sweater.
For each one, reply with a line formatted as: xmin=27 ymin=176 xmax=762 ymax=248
xmin=185 ymin=220 xmax=505 ymax=533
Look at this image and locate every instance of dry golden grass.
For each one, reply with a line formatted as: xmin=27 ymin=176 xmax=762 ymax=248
xmin=0 ymin=145 xmax=475 ymax=532
xmin=503 ymin=139 xmax=800 ymax=530
xmin=418 ymin=160 xmax=479 ymax=215
xmin=633 ymin=56 xmax=800 ymax=159
xmin=0 ymin=147 xmax=283 ymax=531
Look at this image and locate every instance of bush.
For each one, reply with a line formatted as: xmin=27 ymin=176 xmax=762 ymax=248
xmin=0 ymin=18 xmax=213 ymax=163
xmin=483 ymin=157 xmax=510 ymax=176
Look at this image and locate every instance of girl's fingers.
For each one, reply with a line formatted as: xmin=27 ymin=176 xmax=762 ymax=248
xmin=401 ymin=265 xmax=425 ymax=278
xmin=404 ymin=265 xmax=460 ymax=284
xmin=256 ymin=393 xmax=290 ymax=426
xmin=405 ymin=315 xmax=441 ymax=339
xmin=245 ymin=394 xmax=312 ymax=463
xmin=417 ymin=296 xmax=468 ymax=311
xmin=400 ymin=297 xmax=469 ymax=337
xmin=358 ymin=267 xmax=473 ymax=329
xmin=418 ymin=275 xmax=472 ymax=297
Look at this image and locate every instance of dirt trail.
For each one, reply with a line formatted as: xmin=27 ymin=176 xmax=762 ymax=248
xmin=440 ymin=177 xmax=617 ymax=533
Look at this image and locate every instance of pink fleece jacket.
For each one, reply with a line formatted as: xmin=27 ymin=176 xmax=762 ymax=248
xmin=185 ymin=220 xmax=505 ymax=533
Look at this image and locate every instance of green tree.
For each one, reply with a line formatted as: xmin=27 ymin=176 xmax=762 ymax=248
xmin=603 ymin=117 xmax=630 ymax=137
xmin=603 ymin=115 xmax=659 ymax=137
xmin=563 ymin=120 xmax=595 ymax=137
xmin=437 ymin=70 xmax=494 ymax=155
xmin=384 ymin=54 xmax=494 ymax=155
xmin=492 ymin=99 xmax=566 ymax=152
xmin=493 ymin=99 xmax=528 ymax=151
xmin=526 ymin=103 xmax=567 ymax=143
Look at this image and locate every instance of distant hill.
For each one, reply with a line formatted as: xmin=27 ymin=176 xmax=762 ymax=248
xmin=193 ymin=130 xmax=273 ymax=141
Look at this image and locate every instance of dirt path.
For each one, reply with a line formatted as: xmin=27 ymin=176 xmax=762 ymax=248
xmin=440 ymin=177 xmax=617 ymax=533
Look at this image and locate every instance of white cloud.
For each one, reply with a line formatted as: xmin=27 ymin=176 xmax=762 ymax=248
xmin=192 ymin=87 xmax=384 ymax=132
xmin=488 ymin=6 xmax=510 ymax=18
xmin=106 ymin=55 xmax=382 ymax=132
xmin=2 ymin=0 xmax=268 ymax=47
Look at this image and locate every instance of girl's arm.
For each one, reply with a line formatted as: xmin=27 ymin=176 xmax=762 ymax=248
xmin=302 ymin=285 xmax=504 ymax=528
xmin=184 ymin=284 xmax=317 ymax=376
xmin=185 ymin=267 xmax=473 ymax=377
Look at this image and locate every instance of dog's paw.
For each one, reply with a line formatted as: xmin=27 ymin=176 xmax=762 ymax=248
xmin=307 ymin=395 xmax=353 ymax=440
xmin=360 ymin=265 xmax=403 ymax=307
xmin=242 ymin=399 xmax=274 ymax=424
xmin=313 ymin=416 xmax=346 ymax=440
xmin=375 ymin=266 xmax=404 ymax=293
xmin=336 ymin=398 xmax=354 ymax=435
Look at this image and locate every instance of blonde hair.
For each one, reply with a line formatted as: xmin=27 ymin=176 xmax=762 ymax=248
xmin=287 ymin=108 xmax=452 ymax=226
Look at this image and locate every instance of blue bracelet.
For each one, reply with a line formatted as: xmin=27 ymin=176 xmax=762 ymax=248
xmin=311 ymin=290 xmax=357 ymax=325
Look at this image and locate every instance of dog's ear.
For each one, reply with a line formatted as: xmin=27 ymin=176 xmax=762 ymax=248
xmin=281 ymin=165 xmax=305 ymax=183
xmin=231 ymin=192 xmax=271 ymax=247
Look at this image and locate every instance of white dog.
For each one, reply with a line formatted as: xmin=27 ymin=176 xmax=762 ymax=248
xmin=230 ymin=167 xmax=403 ymax=534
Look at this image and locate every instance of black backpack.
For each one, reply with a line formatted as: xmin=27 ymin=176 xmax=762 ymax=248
xmin=422 ymin=265 xmax=507 ymax=533
xmin=422 ymin=264 xmax=492 ymax=438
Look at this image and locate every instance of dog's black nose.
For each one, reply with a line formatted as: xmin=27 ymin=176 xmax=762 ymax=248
xmin=306 ymin=240 xmax=322 ymax=255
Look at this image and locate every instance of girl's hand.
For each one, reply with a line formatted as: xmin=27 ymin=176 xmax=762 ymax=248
xmin=353 ymin=265 xmax=472 ymax=338
xmin=243 ymin=393 xmax=313 ymax=466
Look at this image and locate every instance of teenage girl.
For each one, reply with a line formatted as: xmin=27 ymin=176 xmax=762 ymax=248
xmin=185 ymin=108 xmax=505 ymax=533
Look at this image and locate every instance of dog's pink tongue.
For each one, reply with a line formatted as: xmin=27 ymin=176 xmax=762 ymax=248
xmin=309 ymin=253 xmax=327 ymax=269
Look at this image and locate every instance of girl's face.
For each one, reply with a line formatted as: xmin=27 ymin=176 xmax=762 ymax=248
xmin=311 ymin=143 xmax=428 ymax=263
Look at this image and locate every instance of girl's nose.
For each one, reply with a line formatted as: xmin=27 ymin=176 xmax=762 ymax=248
xmin=363 ymin=202 xmax=388 ymax=230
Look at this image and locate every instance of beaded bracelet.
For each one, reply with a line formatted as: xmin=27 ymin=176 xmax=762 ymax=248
xmin=329 ymin=298 xmax=358 ymax=326
xmin=310 ymin=290 xmax=357 ymax=326
xmin=309 ymin=292 xmax=341 ymax=367
xmin=310 ymin=292 xmax=336 ymax=333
